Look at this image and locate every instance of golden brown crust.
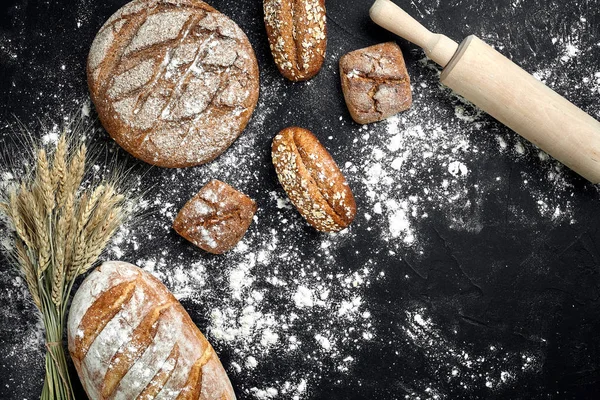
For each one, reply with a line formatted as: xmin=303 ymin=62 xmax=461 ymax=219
xmin=340 ymin=42 xmax=412 ymax=124
xmin=67 ymin=261 xmax=236 ymax=400
xmin=71 ymin=280 xmax=137 ymax=362
xmin=271 ymin=127 xmax=356 ymax=232
xmin=264 ymin=0 xmax=327 ymax=81
xmin=173 ymin=180 xmax=257 ymax=254
xmin=88 ymin=0 xmax=260 ymax=168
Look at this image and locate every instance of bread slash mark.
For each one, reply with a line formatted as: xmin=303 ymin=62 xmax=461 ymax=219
xmin=73 ymin=280 xmax=137 ymax=362
xmin=101 ymin=302 xmax=176 ymax=398
xmin=136 ymin=343 xmax=181 ymax=400
xmin=175 ymin=345 xmax=215 ymax=400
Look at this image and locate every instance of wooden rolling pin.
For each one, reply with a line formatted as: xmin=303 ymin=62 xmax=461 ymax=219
xmin=370 ymin=0 xmax=600 ymax=183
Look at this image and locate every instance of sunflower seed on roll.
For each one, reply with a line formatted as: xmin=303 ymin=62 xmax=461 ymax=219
xmin=264 ymin=0 xmax=327 ymax=81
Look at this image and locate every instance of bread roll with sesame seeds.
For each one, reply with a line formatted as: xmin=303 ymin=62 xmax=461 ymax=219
xmin=272 ymin=127 xmax=356 ymax=232
xmin=263 ymin=0 xmax=327 ymax=82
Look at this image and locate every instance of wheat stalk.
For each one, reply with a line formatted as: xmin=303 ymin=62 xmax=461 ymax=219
xmin=0 ymin=122 xmax=130 ymax=400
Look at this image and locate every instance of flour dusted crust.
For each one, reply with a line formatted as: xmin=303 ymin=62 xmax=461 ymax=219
xmin=67 ymin=261 xmax=236 ymax=400
xmin=340 ymin=42 xmax=412 ymax=124
xmin=263 ymin=0 xmax=327 ymax=81
xmin=272 ymin=127 xmax=356 ymax=232
xmin=88 ymin=0 xmax=260 ymax=168
xmin=173 ymin=180 xmax=257 ymax=254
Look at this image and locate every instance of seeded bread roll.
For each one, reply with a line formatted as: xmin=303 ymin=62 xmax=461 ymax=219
xmin=67 ymin=261 xmax=236 ymax=400
xmin=88 ymin=0 xmax=260 ymax=168
xmin=173 ymin=180 xmax=257 ymax=254
xmin=340 ymin=42 xmax=412 ymax=124
xmin=272 ymin=127 xmax=356 ymax=232
xmin=263 ymin=0 xmax=327 ymax=81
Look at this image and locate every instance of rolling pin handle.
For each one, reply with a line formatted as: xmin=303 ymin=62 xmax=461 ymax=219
xmin=369 ymin=0 xmax=459 ymax=67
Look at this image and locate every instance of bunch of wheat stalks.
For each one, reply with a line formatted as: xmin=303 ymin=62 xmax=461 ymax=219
xmin=0 ymin=130 xmax=128 ymax=399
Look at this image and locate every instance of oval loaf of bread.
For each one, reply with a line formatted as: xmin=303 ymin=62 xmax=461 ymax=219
xmin=67 ymin=261 xmax=235 ymax=400
xmin=272 ymin=127 xmax=356 ymax=232
xmin=263 ymin=0 xmax=327 ymax=81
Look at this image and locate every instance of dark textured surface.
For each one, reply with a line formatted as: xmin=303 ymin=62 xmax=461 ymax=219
xmin=1 ymin=0 xmax=600 ymax=399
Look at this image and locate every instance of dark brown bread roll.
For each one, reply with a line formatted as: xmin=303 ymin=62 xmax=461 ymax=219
xmin=263 ymin=0 xmax=327 ymax=81
xmin=272 ymin=127 xmax=356 ymax=232
xmin=67 ymin=261 xmax=236 ymax=400
xmin=173 ymin=180 xmax=257 ymax=254
xmin=340 ymin=42 xmax=412 ymax=124
xmin=88 ymin=0 xmax=260 ymax=168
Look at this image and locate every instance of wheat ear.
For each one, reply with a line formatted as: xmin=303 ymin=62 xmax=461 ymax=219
xmin=15 ymin=239 xmax=41 ymax=309
xmin=77 ymin=208 xmax=123 ymax=276
xmin=51 ymin=188 xmax=74 ymax=308
xmin=65 ymin=185 xmax=104 ymax=281
xmin=25 ymin=186 xmax=51 ymax=278
xmin=9 ymin=189 xmax=33 ymax=251
xmin=52 ymin=135 xmax=68 ymax=205
xmin=70 ymin=185 xmax=120 ymax=277
xmin=69 ymin=143 xmax=87 ymax=195
xmin=15 ymin=183 xmax=37 ymax=248
xmin=35 ymin=149 xmax=55 ymax=216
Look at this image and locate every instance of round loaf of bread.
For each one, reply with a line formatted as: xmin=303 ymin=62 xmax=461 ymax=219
xmin=67 ymin=261 xmax=236 ymax=400
xmin=88 ymin=0 xmax=260 ymax=168
xmin=272 ymin=127 xmax=356 ymax=232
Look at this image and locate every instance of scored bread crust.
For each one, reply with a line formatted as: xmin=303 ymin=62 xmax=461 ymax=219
xmin=272 ymin=127 xmax=356 ymax=232
xmin=88 ymin=0 xmax=260 ymax=168
xmin=67 ymin=261 xmax=236 ymax=400
xmin=263 ymin=0 xmax=327 ymax=81
xmin=340 ymin=42 xmax=412 ymax=124
xmin=173 ymin=179 xmax=257 ymax=254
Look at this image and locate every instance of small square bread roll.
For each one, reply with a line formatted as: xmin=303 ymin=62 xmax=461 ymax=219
xmin=173 ymin=180 xmax=257 ymax=254
xmin=340 ymin=42 xmax=412 ymax=124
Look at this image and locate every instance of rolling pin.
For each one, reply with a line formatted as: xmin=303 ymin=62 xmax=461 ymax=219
xmin=370 ymin=0 xmax=600 ymax=183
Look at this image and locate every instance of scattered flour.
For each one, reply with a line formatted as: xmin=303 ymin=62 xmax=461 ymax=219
xmin=401 ymin=307 xmax=543 ymax=398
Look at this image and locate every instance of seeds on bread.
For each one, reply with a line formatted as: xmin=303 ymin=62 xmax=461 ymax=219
xmin=264 ymin=0 xmax=327 ymax=81
xmin=272 ymin=127 xmax=356 ymax=232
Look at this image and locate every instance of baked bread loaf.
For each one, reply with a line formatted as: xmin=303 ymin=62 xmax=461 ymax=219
xmin=263 ymin=0 xmax=327 ymax=81
xmin=88 ymin=0 xmax=260 ymax=168
xmin=173 ymin=180 xmax=257 ymax=254
xmin=67 ymin=261 xmax=236 ymax=400
xmin=340 ymin=42 xmax=412 ymax=124
xmin=272 ymin=127 xmax=356 ymax=232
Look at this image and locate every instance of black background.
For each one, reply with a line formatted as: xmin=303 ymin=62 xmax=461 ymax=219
xmin=1 ymin=0 xmax=600 ymax=399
